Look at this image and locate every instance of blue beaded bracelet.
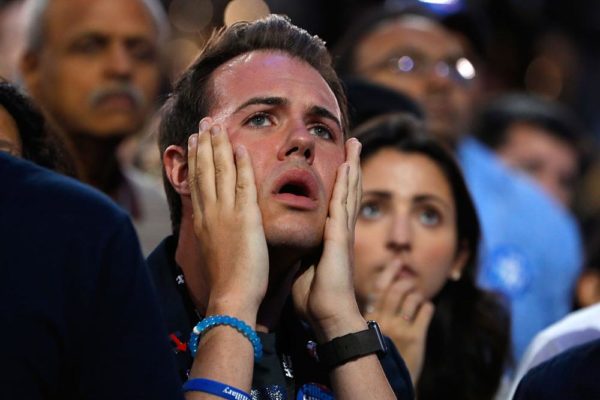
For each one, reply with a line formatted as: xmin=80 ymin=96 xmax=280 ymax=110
xmin=182 ymin=378 xmax=251 ymax=400
xmin=189 ymin=315 xmax=263 ymax=361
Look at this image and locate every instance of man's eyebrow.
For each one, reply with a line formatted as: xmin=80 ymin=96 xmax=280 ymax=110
xmin=308 ymin=105 xmax=341 ymax=130
xmin=233 ymin=96 xmax=288 ymax=114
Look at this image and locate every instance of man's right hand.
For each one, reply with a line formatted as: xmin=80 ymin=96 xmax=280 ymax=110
xmin=187 ymin=118 xmax=269 ymax=324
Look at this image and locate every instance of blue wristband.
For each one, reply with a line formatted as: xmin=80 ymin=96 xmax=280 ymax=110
xmin=189 ymin=315 xmax=263 ymax=361
xmin=182 ymin=378 xmax=251 ymax=400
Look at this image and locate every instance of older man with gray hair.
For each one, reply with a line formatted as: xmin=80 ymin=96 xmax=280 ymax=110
xmin=19 ymin=0 xmax=171 ymax=253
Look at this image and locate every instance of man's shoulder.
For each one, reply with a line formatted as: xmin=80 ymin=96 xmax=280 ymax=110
xmin=146 ymin=236 xmax=182 ymax=304
xmin=540 ymin=304 xmax=600 ymax=339
xmin=526 ymin=304 xmax=600 ymax=363
xmin=458 ymin=137 xmax=581 ymax=265
xmin=147 ymin=236 xmax=177 ymax=275
xmin=1 ymin=153 xmax=129 ymax=227
xmin=514 ymin=339 xmax=600 ymax=400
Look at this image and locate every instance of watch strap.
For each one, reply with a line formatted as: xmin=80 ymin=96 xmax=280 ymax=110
xmin=317 ymin=321 xmax=387 ymax=369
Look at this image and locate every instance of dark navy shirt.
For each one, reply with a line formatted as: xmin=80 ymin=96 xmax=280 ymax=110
xmin=513 ymin=338 xmax=600 ymax=399
xmin=147 ymin=236 xmax=415 ymax=399
xmin=0 ymin=154 xmax=182 ymax=400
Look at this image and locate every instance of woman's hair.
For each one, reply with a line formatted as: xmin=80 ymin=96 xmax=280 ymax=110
xmin=0 ymin=80 xmax=76 ymax=176
xmin=353 ymin=113 xmax=511 ymax=400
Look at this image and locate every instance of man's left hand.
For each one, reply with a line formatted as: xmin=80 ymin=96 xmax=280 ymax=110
xmin=292 ymin=138 xmax=367 ymax=342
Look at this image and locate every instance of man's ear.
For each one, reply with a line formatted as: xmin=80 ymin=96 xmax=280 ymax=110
xmin=19 ymin=52 xmax=41 ymax=98
xmin=449 ymin=241 xmax=470 ymax=281
xmin=163 ymin=145 xmax=190 ymax=195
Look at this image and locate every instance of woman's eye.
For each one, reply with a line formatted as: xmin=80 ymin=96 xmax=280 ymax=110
xmin=309 ymin=125 xmax=333 ymax=140
xmin=359 ymin=203 xmax=381 ymax=220
xmin=247 ymin=113 xmax=272 ymax=127
xmin=419 ymin=208 xmax=441 ymax=226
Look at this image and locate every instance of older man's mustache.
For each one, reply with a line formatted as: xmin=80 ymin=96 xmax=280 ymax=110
xmin=88 ymin=84 xmax=146 ymax=109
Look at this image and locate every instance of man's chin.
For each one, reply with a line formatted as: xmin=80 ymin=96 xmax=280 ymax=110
xmin=264 ymin=226 xmax=323 ymax=258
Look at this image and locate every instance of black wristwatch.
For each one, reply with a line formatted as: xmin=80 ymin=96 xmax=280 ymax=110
xmin=316 ymin=320 xmax=388 ymax=369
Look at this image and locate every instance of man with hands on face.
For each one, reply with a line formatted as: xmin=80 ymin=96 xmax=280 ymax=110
xmin=149 ymin=15 xmax=413 ymax=400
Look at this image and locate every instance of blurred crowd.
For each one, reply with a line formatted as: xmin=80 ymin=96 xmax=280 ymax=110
xmin=1 ymin=0 xmax=599 ymax=399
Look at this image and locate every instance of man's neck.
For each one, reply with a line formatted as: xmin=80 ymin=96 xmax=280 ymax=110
xmin=175 ymin=220 xmax=303 ymax=332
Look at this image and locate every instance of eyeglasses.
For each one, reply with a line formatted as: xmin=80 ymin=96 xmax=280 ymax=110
xmin=365 ymin=53 xmax=477 ymax=86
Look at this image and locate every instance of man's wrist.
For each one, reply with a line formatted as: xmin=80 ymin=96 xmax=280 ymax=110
xmin=317 ymin=320 xmax=388 ymax=370
xmin=312 ymin=310 xmax=367 ymax=343
xmin=206 ymin=298 xmax=259 ymax=329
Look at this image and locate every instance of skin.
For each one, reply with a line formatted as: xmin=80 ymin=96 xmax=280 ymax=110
xmin=576 ymin=269 xmax=600 ymax=308
xmin=353 ymin=148 xmax=468 ymax=383
xmin=353 ymin=16 xmax=478 ymax=146
xmin=0 ymin=106 xmax=21 ymax=156
xmin=0 ymin=1 xmax=27 ymax=81
xmin=21 ymin=0 xmax=161 ymax=139
xmin=496 ymin=122 xmax=578 ymax=207
xmin=163 ymin=51 xmax=395 ymax=399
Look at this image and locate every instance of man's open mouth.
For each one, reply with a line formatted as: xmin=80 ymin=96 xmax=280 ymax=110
xmin=278 ymin=181 xmax=310 ymax=197
xmin=272 ymin=170 xmax=319 ymax=210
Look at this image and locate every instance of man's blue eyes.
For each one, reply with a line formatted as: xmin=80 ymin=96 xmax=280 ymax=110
xmin=310 ymin=125 xmax=333 ymax=140
xmin=246 ymin=114 xmax=333 ymax=140
xmin=248 ymin=114 xmax=271 ymax=127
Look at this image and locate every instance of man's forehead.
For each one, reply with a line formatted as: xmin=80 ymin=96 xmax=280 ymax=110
xmin=362 ymin=15 xmax=464 ymax=56
xmin=44 ymin=0 xmax=158 ymax=41
xmin=208 ymin=50 xmax=341 ymax=120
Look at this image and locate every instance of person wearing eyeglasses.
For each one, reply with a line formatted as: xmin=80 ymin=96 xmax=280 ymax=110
xmin=335 ymin=5 xmax=582 ymax=369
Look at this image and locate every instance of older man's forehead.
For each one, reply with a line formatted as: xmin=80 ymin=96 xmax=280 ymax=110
xmin=44 ymin=0 xmax=159 ymax=44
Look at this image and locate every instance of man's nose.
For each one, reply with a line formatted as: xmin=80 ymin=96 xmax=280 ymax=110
xmin=425 ymin=62 xmax=455 ymax=89
xmin=278 ymin=123 xmax=316 ymax=164
xmin=105 ymin=44 xmax=134 ymax=79
xmin=386 ymin=216 xmax=411 ymax=252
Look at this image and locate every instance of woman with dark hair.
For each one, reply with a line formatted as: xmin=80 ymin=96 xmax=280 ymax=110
xmin=0 ymin=79 xmax=75 ymax=175
xmin=352 ymin=113 xmax=510 ymax=400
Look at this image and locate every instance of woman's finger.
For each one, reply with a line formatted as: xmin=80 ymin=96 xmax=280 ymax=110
xmin=399 ymin=291 xmax=425 ymax=322
xmin=413 ymin=302 xmax=435 ymax=332
xmin=379 ymin=279 xmax=415 ymax=317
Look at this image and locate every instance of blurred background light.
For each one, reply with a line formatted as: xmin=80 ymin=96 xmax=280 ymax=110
xmin=457 ymin=57 xmax=476 ymax=80
xmin=412 ymin=0 xmax=464 ymax=15
xmin=168 ymin=0 xmax=213 ymax=33
xmin=224 ymin=0 xmax=271 ymax=26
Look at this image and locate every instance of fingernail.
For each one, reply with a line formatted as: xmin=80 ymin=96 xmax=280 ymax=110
xmin=210 ymin=125 xmax=221 ymax=136
xmin=188 ymin=134 xmax=197 ymax=147
xmin=200 ymin=119 xmax=210 ymax=132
